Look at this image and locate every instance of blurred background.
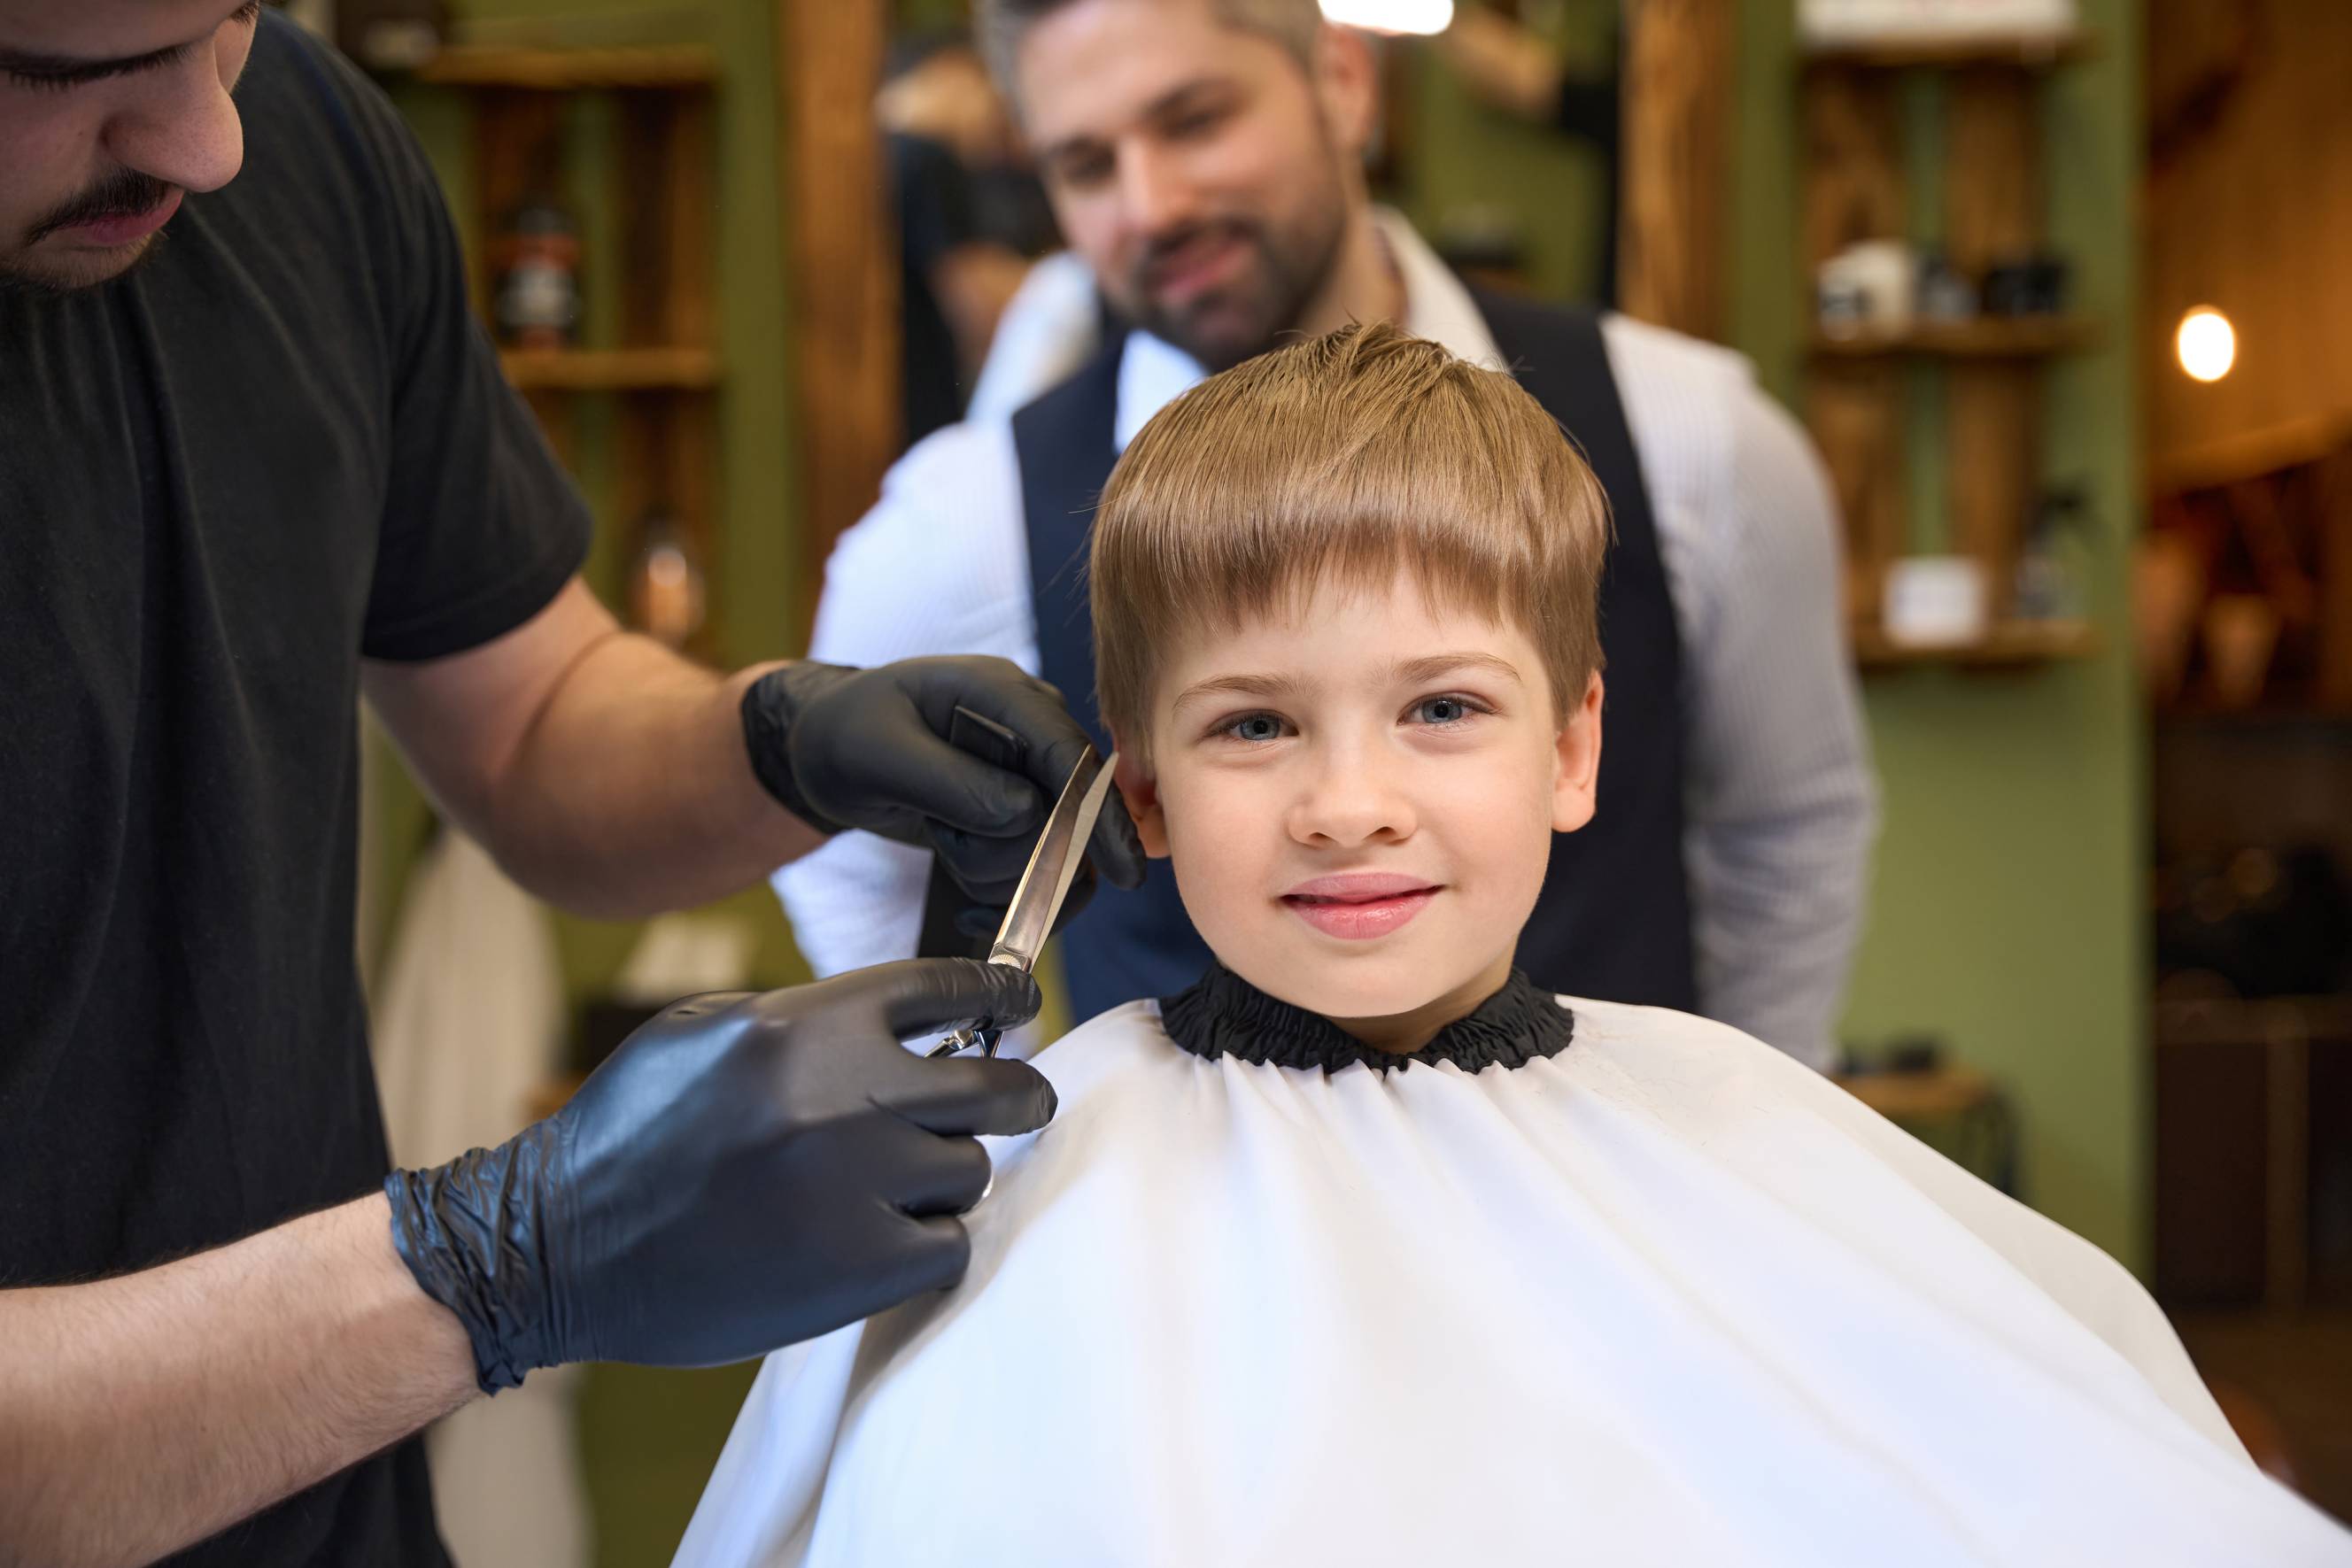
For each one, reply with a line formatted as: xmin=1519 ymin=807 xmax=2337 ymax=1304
xmin=312 ymin=0 xmax=2350 ymax=1557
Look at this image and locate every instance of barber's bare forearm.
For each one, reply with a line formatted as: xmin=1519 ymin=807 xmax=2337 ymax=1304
xmin=477 ymin=636 xmax=822 ymax=917
xmin=0 ymin=1196 xmax=476 ymax=1568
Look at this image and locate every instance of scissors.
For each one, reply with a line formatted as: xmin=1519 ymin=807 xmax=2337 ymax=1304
xmin=929 ymin=745 xmax=1120 ymax=1058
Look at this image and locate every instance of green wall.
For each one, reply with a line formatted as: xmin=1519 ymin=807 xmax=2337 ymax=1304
xmin=1729 ymin=0 xmax=2147 ymax=1268
xmin=1396 ymin=21 xmax=1613 ymax=302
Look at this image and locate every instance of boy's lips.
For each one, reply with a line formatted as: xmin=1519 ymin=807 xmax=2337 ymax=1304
xmin=1280 ymin=874 xmax=1442 ymax=941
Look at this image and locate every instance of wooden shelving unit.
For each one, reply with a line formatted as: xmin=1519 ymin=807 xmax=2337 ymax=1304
xmin=425 ymin=47 xmax=720 ymax=653
xmin=1802 ymin=29 xmax=2097 ymax=73
xmin=1853 ymin=619 xmax=2097 ymax=671
xmin=1811 ymin=317 xmax=2101 ymax=359
xmin=1801 ymin=28 xmax=2101 ymax=664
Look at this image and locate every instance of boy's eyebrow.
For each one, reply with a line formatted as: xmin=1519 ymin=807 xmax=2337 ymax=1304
xmin=1393 ymin=653 xmax=1526 ymax=687
xmin=1169 ymin=654 xmax=1523 ymax=715
xmin=1168 ymin=672 xmax=1305 ymax=713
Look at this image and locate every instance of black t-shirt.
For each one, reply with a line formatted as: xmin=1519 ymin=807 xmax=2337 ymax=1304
xmin=0 ymin=15 xmax=588 ymax=1564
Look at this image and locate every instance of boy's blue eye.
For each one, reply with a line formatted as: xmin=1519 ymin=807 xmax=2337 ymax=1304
xmin=1224 ymin=713 xmax=1288 ymax=744
xmin=1412 ymin=695 xmax=1482 ymax=726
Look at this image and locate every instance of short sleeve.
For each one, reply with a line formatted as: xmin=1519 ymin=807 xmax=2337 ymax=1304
xmin=352 ymin=73 xmax=592 ymax=661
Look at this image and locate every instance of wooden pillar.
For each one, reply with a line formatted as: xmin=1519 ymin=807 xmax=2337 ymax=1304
xmin=1802 ymin=68 xmax=1907 ymax=626
xmin=780 ymin=0 xmax=899 ymax=630
xmin=1618 ymin=0 xmax=1733 ymax=341
xmin=1945 ymin=67 xmax=2043 ymax=619
xmin=615 ymin=90 xmax=719 ymax=653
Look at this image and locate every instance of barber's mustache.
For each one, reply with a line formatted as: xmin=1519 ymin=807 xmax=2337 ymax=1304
xmin=27 ymin=170 xmax=179 ymax=245
xmin=1132 ymin=218 xmax=1262 ymax=294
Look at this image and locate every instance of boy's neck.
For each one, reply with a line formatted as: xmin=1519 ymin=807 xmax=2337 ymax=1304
xmin=1323 ymin=951 xmax=1518 ymax=1055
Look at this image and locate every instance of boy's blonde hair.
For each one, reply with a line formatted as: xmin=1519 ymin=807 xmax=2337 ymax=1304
xmin=1090 ymin=321 xmax=1611 ymax=757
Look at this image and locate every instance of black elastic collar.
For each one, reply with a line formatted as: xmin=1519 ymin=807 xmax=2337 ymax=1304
xmin=1158 ymin=964 xmax=1574 ymax=1075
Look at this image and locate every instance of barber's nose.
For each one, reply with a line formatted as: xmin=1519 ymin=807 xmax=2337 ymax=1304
xmin=105 ymin=58 xmax=246 ymax=197
xmin=1287 ymin=749 xmax=1416 ymax=850
xmin=1117 ymin=143 xmax=1198 ymax=242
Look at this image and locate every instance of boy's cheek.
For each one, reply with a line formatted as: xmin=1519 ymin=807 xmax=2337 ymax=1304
xmin=1160 ymin=780 xmax=1282 ymax=902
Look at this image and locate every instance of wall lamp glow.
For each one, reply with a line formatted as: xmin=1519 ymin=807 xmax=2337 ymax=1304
xmin=1321 ymin=0 xmax=1455 ymax=36
xmin=2176 ymin=307 xmax=2236 ymax=383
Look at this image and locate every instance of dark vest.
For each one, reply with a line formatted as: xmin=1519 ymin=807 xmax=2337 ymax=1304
xmin=1009 ymin=297 xmax=1694 ymax=1021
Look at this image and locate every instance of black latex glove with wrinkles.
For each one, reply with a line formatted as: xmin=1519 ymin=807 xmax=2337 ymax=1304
xmin=385 ymin=958 xmax=1051 ymax=1390
xmin=741 ymin=656 xmax=1147 ymax=915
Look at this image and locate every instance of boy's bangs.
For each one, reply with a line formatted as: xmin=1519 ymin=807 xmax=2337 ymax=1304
xmin=1108 ymin=483 xmax=1555 ymax=655
xmin=1091 ymin=324 xmax=1611 ymax=750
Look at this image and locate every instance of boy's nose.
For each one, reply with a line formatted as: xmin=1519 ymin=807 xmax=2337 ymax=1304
xmin=1286 ymin=757 xmax=1417 ymax=850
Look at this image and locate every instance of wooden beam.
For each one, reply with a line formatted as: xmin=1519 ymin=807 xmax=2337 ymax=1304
xmin=1799 ymin=67 xmax=1905 ymax=625
xmin=1943 ymin=67 xmax=2044 ymax=622
xmin=1619 ymin=0 xmax=1733 ymax=340
xmin=780 ymin=0 xmax=898 ymax=632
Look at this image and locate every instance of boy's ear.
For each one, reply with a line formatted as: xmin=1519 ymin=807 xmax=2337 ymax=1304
xmin=1551 ymin=673 xmax=1604 ymax=835
xmin=1110 ymin=740 xmax=1172 ymax=860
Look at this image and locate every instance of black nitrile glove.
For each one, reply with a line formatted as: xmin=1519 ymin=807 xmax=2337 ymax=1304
xmin=741 ymin=657 xmax=1147 ymax=909
xmin=384 ymin=959 xmax=1050 ymax=1391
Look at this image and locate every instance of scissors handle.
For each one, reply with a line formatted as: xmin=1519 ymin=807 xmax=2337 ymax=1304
xmin=928 ymin=950 xmax=1026 ymax=1056
xmin=928 ymin=1022 xmax=1002 ymax=1058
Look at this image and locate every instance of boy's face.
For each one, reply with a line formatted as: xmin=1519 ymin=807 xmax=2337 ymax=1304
xmin=1115 ymin=570 xmax=1602 ymax=1039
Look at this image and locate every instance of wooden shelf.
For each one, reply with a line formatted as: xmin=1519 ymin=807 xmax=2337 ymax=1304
xmin=1802 ymin=29 xmax=2096 ymax=73
xmin=417 ymin=43 xmax=717 ymax=90
xmin=1812 ymin=317 xmax=2101 ymax=359
xmin=499 ymin=347 xmax=718 ymax=390
xmin=1853 ymin=619 xmax=2098 ymax=669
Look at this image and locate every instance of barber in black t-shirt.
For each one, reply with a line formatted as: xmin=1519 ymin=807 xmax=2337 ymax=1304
xmin=0 ymin=7 xmax=1141 ymax=1564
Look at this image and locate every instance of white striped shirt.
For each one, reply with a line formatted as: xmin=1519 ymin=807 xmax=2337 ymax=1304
xmin=776 ymin=211 xmax=1877 ymax=1070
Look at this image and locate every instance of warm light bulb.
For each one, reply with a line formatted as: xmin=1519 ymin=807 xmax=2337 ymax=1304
xmin=1320 ymin=0 xmax=1454 ymax=35
xmin=2176 ymin=307 xmax=2235 ymax=382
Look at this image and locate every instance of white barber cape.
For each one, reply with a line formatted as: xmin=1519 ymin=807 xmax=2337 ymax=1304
xmin=676 ymin=976 xmax=2348 ymax=1567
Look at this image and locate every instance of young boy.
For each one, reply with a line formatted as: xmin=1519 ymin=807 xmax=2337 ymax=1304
xmin=677 ymin=326 xmax=2348 ymax=1565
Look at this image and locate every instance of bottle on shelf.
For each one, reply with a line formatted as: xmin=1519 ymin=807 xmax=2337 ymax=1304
xmin=628 ymin=510 xmax=707 ymax=651
xmin=491 ymin=199 xmax=583 ymax=351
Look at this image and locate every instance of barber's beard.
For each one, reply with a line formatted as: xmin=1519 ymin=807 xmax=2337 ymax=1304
xmin=1120 ymin=176 xmax=1350 ymax=374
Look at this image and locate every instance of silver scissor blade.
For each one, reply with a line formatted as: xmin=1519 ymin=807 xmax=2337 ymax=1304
xmin=928 ymin=748 xmax=1120 ymax=1060
xmin=986 ymin=748 xmax=1115 ymax=969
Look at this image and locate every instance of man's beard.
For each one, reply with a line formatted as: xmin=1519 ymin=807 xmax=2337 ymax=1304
xmin=1 ymin=169 xmax=180 ymax=297
xmin=1116 ymin=176 xmax=1350 ymax=373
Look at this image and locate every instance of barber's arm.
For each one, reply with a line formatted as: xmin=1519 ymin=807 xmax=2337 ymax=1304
xmin=0 ymin=960 xmax=1045 ymax=1568
xmin=362 ymin=575 xmax=1141 ymax=923
xmin=1682 ymin=390 xmax=1880 ymax=1070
